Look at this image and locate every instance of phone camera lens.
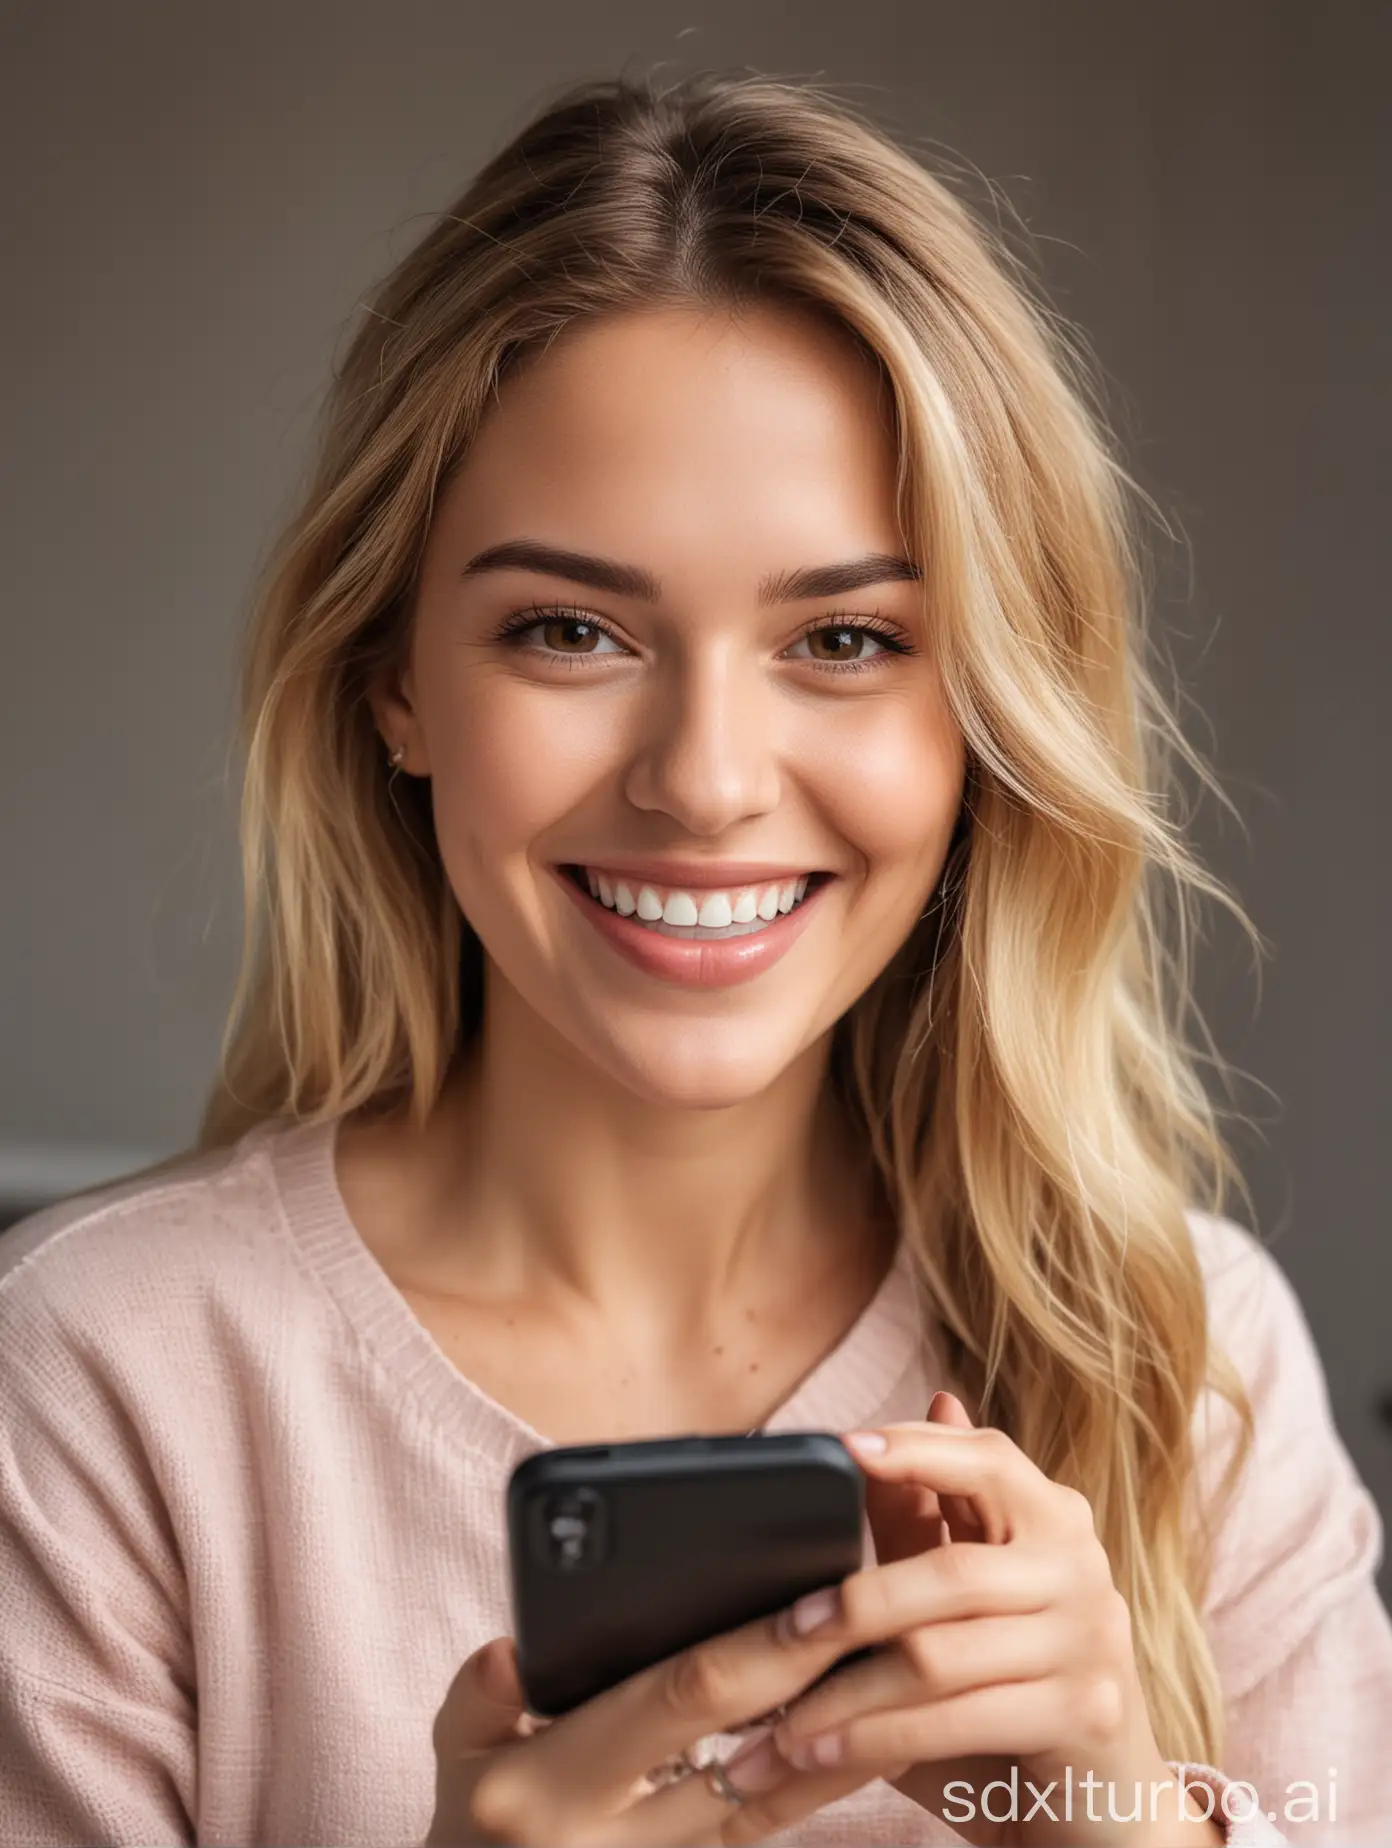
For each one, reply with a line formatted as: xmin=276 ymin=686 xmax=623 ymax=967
xmin=533 ymin=1487 xmax=608 ymax=1572
xmin=548 ymin=1503 xmax=589 ymax=1567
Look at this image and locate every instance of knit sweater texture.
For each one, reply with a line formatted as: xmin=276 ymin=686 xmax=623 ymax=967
xmin=2 ymin=1117 xmax=1388 ymax=1845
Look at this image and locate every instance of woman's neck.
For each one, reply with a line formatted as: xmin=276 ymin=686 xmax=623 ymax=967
xmin=343 ymin=974 xmax=889 ymax=1331
xmin=450 ymin=1000 xmax=873 ymax=1306
xmin=333 ymin=976 xmax=898 ymax=1439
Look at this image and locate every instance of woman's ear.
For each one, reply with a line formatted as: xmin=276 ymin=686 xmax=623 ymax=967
xmin=366 ymin=655 xmax=429 ymax=776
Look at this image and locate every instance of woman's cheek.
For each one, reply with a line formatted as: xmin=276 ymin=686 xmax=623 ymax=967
xmin=426 ymin=678 xmax=610 ymax=841
xmin=418 ymin=677 xmax=633 ymax=950
xmin=799 ymin=692 xmax=965 ymax=882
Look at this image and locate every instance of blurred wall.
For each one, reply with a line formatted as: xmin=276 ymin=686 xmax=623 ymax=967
xmin=2 ymin=0 xmax=1388 ymax=1545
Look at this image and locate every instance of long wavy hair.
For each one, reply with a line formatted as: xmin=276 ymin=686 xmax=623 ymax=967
xmin=202 ymin=69 xmax=1259 ymax=1765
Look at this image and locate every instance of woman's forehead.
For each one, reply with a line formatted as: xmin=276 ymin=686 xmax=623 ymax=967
xmin=433 ymin=304 xmax=906 ymax=577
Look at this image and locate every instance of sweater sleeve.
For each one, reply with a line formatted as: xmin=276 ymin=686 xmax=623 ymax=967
xmin=1188 ymin=1213 xmax=1392 ymax=1844
xmin=0 ymin=1224 xmax=197 ymax=1846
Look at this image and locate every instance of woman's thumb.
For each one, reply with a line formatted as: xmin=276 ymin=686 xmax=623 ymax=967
xmin=433 ymin=1638 xmax=528 ymax=1757
xmin=424 ymin=1641 xmax=533 ymax=1845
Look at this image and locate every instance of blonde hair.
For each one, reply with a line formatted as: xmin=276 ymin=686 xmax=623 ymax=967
xmin=204 ymin=69 xmax=1258 ymax=1763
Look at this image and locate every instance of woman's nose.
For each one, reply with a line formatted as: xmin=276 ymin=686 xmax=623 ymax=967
xmin=622 ymin=647 xmax=781 ymax=836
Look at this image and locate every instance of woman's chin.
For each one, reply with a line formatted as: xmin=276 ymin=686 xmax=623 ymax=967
xmin=581 ymin=1022 xmax=817 ymax=1113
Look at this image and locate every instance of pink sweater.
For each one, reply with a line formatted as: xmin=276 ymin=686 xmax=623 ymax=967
xmin=1 ymin=1116 xmax=1389 ymax=1846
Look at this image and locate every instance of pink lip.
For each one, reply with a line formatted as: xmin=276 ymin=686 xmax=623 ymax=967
xmin=554 ymin=868 xmax=830 ymax=989
xmin=569 ymin=858 xmax=825 ymax=890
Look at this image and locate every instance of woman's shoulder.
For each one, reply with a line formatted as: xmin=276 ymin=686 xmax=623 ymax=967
xmin=1181 ymin=1203 xmax=1351 ymax=1476
xmin=0 ymin=1118 xmax=319 ymax=1358
xmin=1183 ymin=1206 xmax=1315 ymax=1380
xmin=1182 ymin=1206 xmax=1358 ymax=1447
xmin=1180 ymin=1208 xmax=1384 ymax=1689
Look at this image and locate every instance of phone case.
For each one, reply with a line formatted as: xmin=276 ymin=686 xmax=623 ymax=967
xmin=506 ymin=1430 xmax=866 ymax=1716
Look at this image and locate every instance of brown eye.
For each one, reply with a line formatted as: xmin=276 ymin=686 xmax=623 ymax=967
xmin=806 ymin=625 xmax=868 ymax=661
xmin=786 ymin=620 xmax=906 ymax=669
xmin=542 ymin=617 xmax=602 ymax=652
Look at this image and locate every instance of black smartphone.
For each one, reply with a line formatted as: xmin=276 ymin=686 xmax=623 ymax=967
xmin=506 ymin=1430 xmax=868 ymax=1718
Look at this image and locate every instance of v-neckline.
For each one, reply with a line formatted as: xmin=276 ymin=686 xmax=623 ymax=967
xmin=267 ymin=1115 xmax=928 ymax=1470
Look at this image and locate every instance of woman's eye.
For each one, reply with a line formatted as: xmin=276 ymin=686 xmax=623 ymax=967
xmin=516 ymin=615 xmax=627 ymax=655
xmin=543 ymin=617 xmax=609 ymax=653
xmin=787 ymin=624 xmax=890 ymax=664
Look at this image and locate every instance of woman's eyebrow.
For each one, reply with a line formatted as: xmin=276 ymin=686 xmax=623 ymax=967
xmin=460 ymin=539 xmax=921 ymax=604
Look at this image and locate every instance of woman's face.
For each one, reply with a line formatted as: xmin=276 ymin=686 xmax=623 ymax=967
xmin=377 ymin=301 xmax=966 ymax=1107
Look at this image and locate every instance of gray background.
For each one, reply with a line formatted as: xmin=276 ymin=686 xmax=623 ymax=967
xmin=2 ymin=1 xmax=1388 ymax=1567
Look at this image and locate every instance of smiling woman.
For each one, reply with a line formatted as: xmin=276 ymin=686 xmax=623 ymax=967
xmin=362 ymin=300 xmax=966 ymax=1086
xmin=1 ymin=66 xmax=1389 ymax=1848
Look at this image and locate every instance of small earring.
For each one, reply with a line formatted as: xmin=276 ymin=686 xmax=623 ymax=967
xmin=387 ymin=744 xmax=405 ymax=767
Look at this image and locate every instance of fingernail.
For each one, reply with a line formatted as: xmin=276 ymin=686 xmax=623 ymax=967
xmin=783 ymin=1586 xmax=840 ymax=1636
xmin=722 ymin=1732 xmax=786 ymax=1793
xmin=844 ymin=1430 xmax=887 ymax=1456
xmin=784 ymin=1732 xmax=844 ymax=1770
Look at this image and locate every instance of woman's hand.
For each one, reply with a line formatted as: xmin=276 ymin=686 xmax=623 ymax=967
xmin=759 ymin=1395 xmax=1224 ymax=1847
xmin=422 ymin=1601 xmax=911 ymax=1846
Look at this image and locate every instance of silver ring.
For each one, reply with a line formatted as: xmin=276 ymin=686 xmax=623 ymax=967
xmin=644 ymin=1745 xmax=703 ymax=1790
xmin=703 ymin=1759 xmax=747 ymax=1807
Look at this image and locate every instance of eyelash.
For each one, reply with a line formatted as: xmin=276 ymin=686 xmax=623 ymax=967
xmin=491 ymin=603 xmax=917 ymax=674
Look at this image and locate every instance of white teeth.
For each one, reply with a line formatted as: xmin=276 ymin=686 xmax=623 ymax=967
xmin=696 ymin=891 xmax=734 ymax=929
xmin=579 ymin=868 xmax=820 ymax=938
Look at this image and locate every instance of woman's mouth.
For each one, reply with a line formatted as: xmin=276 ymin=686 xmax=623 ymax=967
xmin=554 ymin=864 xmax=833 ymax=987
xmin=565 ymin=866 xmax=822 ymax=937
